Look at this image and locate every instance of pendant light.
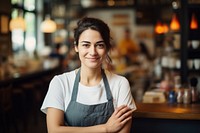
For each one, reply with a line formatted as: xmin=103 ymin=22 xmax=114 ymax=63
xmin=155 ymin=21 xmax=164 ymax=34
xmin=9 ymin=11 xmax=26 ymax=31
xmin=155 ymin=21 xmax=169 ymax=34
xmin=40 ymin=15 xmax=57 ymax=33
xmin=190 ymin=13 xmax=198 ymax=30
xmin=170 ymin=13 xmax=180 ymax=31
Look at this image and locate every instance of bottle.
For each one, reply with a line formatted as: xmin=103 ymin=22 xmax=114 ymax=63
xmin=177 ymin=88 xmax=184 ymax=104
xmin=174 ymin=75 xmax=181 ymax=92
xmin=168 ymin=90 xmax=176 ymax=104
xmin=174 ymin=75 xmax=183 ymax=103
xmin=183 ymin=88 xmax=191 ymax=104
xmin=190 ymin=77 xmax=199 ymax=103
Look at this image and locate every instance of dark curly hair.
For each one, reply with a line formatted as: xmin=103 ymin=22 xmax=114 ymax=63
xmin=74 ymin=17 xmax=112 ymax=64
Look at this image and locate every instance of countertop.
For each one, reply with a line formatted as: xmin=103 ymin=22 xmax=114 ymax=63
xmin=133 ymin=102 xmax=200 ymax=120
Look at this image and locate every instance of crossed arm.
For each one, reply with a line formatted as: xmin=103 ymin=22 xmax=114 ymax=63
xmin=46 ymin=105 xmax=134 ymax=133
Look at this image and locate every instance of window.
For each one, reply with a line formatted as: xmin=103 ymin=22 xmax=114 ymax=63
xmin=24 ymin=12 xmax=36 ymax=53
xmin=11 ymin=0 xmax=36 ymax=54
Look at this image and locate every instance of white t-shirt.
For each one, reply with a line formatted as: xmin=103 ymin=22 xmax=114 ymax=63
xmin=41 ymin=70 xmax=136 ymax=114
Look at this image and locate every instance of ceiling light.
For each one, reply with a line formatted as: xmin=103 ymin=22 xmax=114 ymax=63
xmin=41 ymin=15 xmax=57 ymax=33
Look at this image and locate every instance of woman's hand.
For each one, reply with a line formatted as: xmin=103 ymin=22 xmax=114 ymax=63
xmin=105 ymin=105 xmax=134 ymax=133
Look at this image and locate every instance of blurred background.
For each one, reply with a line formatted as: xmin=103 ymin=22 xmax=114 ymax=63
xmin=1 ymin=0 xmax=200 ymax=133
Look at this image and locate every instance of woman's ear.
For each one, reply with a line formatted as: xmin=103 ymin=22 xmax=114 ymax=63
xmin=74 ymin=45 xmax=79 ymax=52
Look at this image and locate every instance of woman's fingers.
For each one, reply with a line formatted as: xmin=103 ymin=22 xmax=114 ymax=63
xmin=120 ymin=115 xmax=132 ymax=125
xmin=105 ymin=105 xmax=134 ymax=133
xmin=115 ymin=105 xmax=132 ymax=119
xmin=118 ymin=109 xmax=134 ymax=122
xmin=113 ymin=105 xmax=127 ymax=115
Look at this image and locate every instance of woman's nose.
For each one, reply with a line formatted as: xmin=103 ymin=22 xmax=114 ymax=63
xmin=89 ymin=46 xmax=97 ymax=55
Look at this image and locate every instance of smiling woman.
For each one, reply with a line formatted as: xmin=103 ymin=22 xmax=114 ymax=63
xmin=75 ymin=29 xmax=106 ymax=70
xmin=41 ymin=17 xmax=136 ymax=133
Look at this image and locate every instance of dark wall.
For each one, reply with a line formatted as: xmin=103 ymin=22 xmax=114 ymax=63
xmin=0 ymin=0 xmax=11 ymax=13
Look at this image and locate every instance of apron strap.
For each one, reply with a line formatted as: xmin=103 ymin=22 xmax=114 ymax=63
xmin=101 ymin=70 xmax=113 ymax=101
xmin=71 ymin=69 xmax=81 ymax=101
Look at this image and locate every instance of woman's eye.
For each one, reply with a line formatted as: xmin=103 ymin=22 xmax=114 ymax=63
xmin=96 ymin=44 xmax=105 ymax=49
xmin=82 ymin=44 xmax=90 ymax=48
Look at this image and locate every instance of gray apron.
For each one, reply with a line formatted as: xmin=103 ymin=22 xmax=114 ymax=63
xmin=65 ymin=69 xmax=114 ymax=126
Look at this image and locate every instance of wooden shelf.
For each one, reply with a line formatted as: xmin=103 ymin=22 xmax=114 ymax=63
xmin=188 ymin=48 xmax=200 ymax=59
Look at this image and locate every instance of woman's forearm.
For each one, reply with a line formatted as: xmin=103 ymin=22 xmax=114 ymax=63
xmin=50 ymin=119 xmax=133 ymax=133
xmin=47 ymin=106 xmax=133 ymax=133
xmin=47 ymin=108 xmax=108 ymax=133
xmin=48 ymin=124 xmax=107 ymax=133
xmin=118 ymin=118 xmax=132 ymax=133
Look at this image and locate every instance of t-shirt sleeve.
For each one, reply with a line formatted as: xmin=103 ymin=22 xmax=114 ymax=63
xmin=40 ymin=76 xmax=65 ymax=114
xmin=117 ymin=77 xmax=137 ymax=111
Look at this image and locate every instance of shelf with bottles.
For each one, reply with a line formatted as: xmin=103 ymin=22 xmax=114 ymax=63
xmin=187 ymin=39 xmax=200 ymax=72
xmin=160 ymin=51 xmax=181 ymax=71
xmin=187 ymin=58 xmax=200 ymax=72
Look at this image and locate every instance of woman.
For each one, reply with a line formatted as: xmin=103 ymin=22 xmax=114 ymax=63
xmin=41 ymin=17 xmax=136 ymax=133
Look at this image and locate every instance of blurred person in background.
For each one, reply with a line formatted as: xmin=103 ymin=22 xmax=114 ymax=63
xmin=117 ymin=27 xmax=140 ymax=66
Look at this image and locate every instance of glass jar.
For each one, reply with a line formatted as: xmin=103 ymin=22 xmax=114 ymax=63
xmin=191 ymin=87 xmax=199 ymax=103
xmin=183 ymin=89 xmax=191 ymax=104
xmin=177 ymin=89 xmax=184 ymax=103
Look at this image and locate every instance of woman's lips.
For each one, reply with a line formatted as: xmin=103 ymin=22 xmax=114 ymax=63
xmin=87 ymin=57 xmax=100 ymax=61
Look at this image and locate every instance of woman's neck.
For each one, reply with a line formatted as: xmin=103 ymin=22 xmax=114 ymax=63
xmin=80 ymin=66 xmax=102 ymax=86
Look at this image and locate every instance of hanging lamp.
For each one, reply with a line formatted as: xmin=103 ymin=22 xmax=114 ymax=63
xmin=40 ymin=15 xmax=57 ymax=33
xmin=170 ymin=13 xmax=180 ymax=31
xmin=9 ymin=16 xmax=26 ymax=31
xmin=155 ymin=21 xmax=169 ymax=34
xmin=190 ymin=13 xmax=198 ymax=30
xmin=155 ymin=21 xmax=164 ymax=34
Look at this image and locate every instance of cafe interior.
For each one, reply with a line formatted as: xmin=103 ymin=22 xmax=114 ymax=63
xmin=0 ymin=0 xmax=200 ymax=133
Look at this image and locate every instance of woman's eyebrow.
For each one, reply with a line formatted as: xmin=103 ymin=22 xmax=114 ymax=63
xmin=96 ymin=41 xmax=105 ymax=44
xmin=80 ymin=41 xmax=90 ymax=44
xmin=80 ymin=41 xmax=105 ymax=44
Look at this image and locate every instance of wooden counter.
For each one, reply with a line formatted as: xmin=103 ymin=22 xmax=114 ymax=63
xmin=133 ymin=102 xmax=200 ymax=120
xmin=131 ymin=102 xmax=200 ymax=133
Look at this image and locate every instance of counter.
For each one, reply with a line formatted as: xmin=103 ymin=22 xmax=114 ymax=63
xmin=134 ymin=102 xmax=200 ymax=120
xmin=131 ymin=102 xmax=200 ymax=133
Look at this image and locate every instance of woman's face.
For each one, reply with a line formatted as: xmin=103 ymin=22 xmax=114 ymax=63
xmin=75 ymin=29 xmax=106 ymax=69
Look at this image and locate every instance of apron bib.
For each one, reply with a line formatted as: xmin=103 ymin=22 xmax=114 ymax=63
xmin=65 ymin=69 xmax=114 ymax=126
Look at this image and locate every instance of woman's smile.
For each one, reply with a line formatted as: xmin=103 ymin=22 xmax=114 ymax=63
xmin=87 ymin=57 xmax=100 ymax=62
